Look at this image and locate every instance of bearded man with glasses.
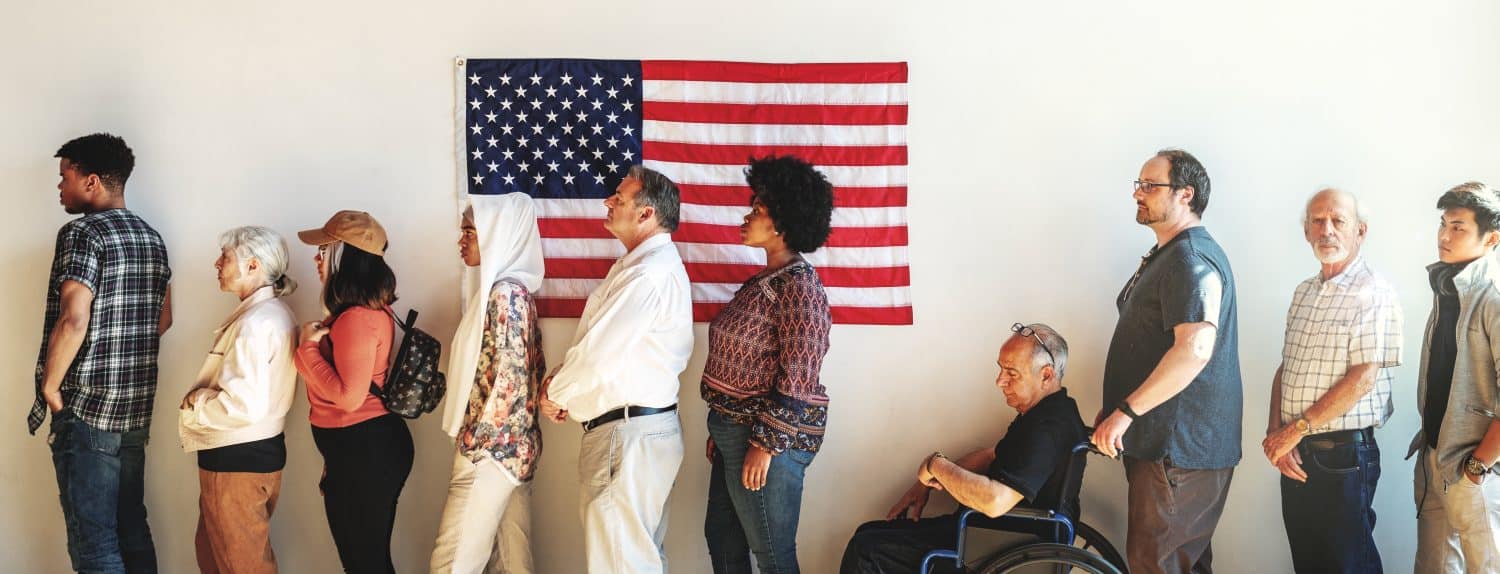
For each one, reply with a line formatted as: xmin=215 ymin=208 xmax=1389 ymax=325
xmin=1093 ymin=148 xmax=1242 ymax=574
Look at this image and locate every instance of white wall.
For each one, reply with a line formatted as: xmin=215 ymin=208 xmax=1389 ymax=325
xmin=3 ymin=1 xmax=1498 ymax=572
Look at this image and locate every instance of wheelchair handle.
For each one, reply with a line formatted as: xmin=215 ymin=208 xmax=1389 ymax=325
xmin=1079 ymin=427 xmax=1126 ymax=459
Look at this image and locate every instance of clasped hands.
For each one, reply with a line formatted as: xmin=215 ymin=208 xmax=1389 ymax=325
xmin=1263 ymin=422 xmax=1308 ymax=482
xmin=179 ymin=386 xmax=211 ymax=410
xmin=537 ymin=374 xmax=568 ymax=422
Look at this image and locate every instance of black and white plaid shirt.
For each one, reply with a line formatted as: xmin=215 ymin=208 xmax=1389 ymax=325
xmin=30 ymin=209 xmax=171 ymax=434
xmin=1278 ymin=256 xmax=1403 ymax=433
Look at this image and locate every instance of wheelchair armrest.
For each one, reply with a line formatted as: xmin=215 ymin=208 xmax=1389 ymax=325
xmin=997 ymin=507 xmax=1055 ymax=521
xmin=965 ymin=506 xmax=1076 ymax=546
xmin=965 ymin=506 xmax=1055 ymax=528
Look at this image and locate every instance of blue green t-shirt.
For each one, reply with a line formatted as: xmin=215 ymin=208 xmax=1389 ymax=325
xmin=1102 ymin=226 xmax=1242 ymax=469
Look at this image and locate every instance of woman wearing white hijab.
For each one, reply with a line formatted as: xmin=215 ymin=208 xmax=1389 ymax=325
xmin=430 ymin=193 xmax=546 ymax=574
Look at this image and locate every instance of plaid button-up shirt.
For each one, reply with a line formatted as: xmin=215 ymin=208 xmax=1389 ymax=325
xmin=30 ymin=209 xmax=171 ymax=434
xmin=1278 ymin=256 xmax=1403 ymax=433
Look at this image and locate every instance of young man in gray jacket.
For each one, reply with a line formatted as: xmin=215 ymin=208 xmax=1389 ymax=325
xmin=1413 ymin=181 xmax=1500 ymax=574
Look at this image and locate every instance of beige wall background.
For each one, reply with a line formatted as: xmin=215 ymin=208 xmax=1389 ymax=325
xmin=2 ymin=1 xmax=1498 ymax=572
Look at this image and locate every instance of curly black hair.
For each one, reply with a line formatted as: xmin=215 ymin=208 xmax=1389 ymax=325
xmin=55 ymin=133 xmax=135 ymax=192
xmin=744 ymin=155 xmax=834 ymax=253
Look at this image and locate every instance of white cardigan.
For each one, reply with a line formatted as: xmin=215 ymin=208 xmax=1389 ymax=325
xmin=178 ymin=287 xmax=298 ymax=453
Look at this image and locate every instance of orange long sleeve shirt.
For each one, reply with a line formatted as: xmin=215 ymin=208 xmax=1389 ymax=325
xmin=295 ymin=306 xmax=393 ymax=428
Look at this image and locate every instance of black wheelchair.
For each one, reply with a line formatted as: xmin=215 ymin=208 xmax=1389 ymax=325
xmin=919 ymin=437 xmax=1127 ymax=573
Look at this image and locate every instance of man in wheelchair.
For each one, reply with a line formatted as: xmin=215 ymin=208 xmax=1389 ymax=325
xmin=840 ymin=323 xmax=1087 ymax=573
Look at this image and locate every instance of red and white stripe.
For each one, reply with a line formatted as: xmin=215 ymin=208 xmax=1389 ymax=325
xmin=535 ymin=61 xmax=911 ymax=325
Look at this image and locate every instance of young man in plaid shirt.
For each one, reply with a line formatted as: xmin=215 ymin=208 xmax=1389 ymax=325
xmin=1262 ymin=188 xmax=1403 ymax=573
xmin=31 ymin=133 xmax=173 ymax=573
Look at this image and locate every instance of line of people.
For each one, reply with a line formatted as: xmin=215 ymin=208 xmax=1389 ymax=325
xmin=28 ymin=133 xmax=1500 ymax=574
xmin=31 ymin=132 xmax=836 ymax=574
xmin=840 ymin=150 xmax=1499 ymax=574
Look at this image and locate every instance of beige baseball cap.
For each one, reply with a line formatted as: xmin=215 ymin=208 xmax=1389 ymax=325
xmin=297 ymin=210 xmax=388 ymax=256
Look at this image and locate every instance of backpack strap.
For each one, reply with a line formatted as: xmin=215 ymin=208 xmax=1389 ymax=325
xmin=386 ymin=306 xmax=417 ymax=332
xmin=369 ymin=307 xmax=418 ymax=399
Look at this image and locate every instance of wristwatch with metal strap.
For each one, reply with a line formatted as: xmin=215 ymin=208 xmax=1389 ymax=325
xmin=1464 ymin=454 xmax=1494 ymax=477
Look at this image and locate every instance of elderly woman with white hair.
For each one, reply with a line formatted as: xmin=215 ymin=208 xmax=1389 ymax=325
xmin=178 ymin=225 xmax=299 ymax=574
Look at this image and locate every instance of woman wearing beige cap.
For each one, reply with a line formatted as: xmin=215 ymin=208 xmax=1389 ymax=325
xmin=293 ymin=210 xmax=413 ymax=574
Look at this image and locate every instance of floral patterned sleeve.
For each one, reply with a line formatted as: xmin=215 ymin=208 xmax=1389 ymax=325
xmin=460 ymin=280 xmax=544 ymax=481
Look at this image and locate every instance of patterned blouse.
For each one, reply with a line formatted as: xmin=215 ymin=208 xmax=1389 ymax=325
xmin=701 ymin=260 xmax=832 ymax=454
xmin=458 ymin=279 xmax=545 ymax=481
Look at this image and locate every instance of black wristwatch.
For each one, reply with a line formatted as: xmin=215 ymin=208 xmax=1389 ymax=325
xmin=1464 ymin=454 xmax=1494 ymax=477
xmin=1117 ymin=400 xmax=1142 ymax=420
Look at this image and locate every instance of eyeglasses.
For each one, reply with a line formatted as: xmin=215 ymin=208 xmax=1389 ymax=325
xmin=1011 ymin=323 xmax=1056 ymax=366
xmin=1133 ymin=180 xmax=1177 ymax=192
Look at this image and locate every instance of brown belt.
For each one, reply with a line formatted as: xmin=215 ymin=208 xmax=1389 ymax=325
xmin=1303 ymin=427 xmax=1374 ymax=450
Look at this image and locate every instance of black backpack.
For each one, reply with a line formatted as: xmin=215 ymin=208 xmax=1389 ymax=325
xmin=369 ymin=308 xmax=446 ymax=418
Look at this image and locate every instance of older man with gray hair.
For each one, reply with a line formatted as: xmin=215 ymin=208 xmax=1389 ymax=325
xmin=540 ymin=165 xmax=693 ymax=573
xmin=840 ymin=323 xmax=1087 ymax=573
xmin=1262 ymin=188 xmax=1403 ymax=573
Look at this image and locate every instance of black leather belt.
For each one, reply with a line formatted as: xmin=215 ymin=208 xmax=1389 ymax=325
xmin=582 ymin=404 xmax=677 ymax=432
xmin=1304 ymin=427 xmax=1374 ymax=450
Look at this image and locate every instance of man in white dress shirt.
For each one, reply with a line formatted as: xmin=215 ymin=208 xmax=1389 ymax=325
xmin=541 ymin=165 xmax=694 ymax=573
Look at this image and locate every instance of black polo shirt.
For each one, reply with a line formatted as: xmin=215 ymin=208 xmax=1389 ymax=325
xmin=987 ymin=388 xmax=1087 ymax=519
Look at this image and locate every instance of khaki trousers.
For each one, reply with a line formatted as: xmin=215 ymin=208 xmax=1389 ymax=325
xmin=1415 ymin=448 xmax=1500 ymax=574
xmin=579 ymin=411 xmax=684 ymax=574
xmin=431 ymin=451 xmax=534 ymax=574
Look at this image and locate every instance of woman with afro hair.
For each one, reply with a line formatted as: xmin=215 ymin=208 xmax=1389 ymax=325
xmin=700 ymin=155 xmax=835 ymax=573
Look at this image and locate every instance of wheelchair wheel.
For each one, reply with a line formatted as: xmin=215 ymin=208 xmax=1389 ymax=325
xmin=974 ymin=542 xmax=1122 ymax=574
xmin=1072 ymin=521 xmax=1127 ymax=573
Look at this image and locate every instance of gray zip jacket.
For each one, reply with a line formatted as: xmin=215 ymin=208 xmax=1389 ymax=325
xmin=1409 ymin=254 xmax=1500 ymax=487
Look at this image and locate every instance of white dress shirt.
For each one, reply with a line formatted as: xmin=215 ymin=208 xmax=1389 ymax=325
xmin=548 ymin=233 xmax=694 ymax=422
xmin=179 ymin=286 xmax=298 ymax=452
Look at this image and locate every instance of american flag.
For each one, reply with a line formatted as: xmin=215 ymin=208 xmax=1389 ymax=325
xmin=460 ymin=59 xmax=911 ymax=325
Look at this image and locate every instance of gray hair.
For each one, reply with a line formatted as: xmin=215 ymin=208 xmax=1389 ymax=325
xmin=219 ymin=226 xmax=297 ymax=297
xmin=626 ymin=165 xmax=681 ymax=232
xmin=1303 ymin=188 xmax=1367 ymax=226
xmin=1019 ymin=322 xmax=1069 ymax=381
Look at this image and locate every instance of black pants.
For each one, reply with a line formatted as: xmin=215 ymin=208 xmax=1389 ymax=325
xmin=311 ymin=414 xmax=414 ymax=574
xmin=841 ymin=514 xmax=964 ymax=574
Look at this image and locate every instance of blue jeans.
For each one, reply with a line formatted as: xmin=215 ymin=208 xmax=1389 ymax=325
xmin=48 ymin=409 xmax=157 ymax=574
xmin=705 ymin=410 xmax=815 ymax=574
xmin=1280 ymin=431 xmax=1381 ymax=574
